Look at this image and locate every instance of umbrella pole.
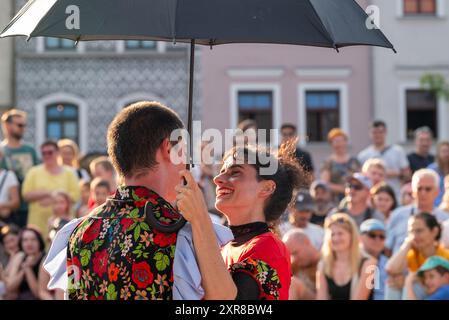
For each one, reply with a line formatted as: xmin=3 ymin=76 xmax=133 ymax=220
xmin=186 ymin=39 xmax=195 ymax=170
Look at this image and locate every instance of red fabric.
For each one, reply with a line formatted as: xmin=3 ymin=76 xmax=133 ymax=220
xmin=221 ymin=232 xmax=291 ymax=300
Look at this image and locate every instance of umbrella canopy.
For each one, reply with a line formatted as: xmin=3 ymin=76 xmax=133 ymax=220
xmin=1 ymin=0 xmax=395 ymax=232
xmin=2 ymin=0 xmax=394 ymax=50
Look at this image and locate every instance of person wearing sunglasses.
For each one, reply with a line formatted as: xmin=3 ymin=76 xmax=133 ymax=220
xmin=360 ymin=219 xmax=388 ymax=300
xmin=328 ymin=173 xmax=384 ymax=228
xmin=22 ymin=141 xmax=80 ymax=238
xmin=0 ymin=109 xmax=39 ymax=229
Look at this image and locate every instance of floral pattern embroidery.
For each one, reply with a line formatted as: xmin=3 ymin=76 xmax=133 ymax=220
xmin=229 ymin=258 xmax=281 ymax=300
xmin=67 ymin=186 xmax=182 ymax=300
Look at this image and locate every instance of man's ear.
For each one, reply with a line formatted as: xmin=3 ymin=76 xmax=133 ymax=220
xmin=259 ymin=180 xmax=276 ymax=199
xmin=159 ymin=138 xmax=172 ymax=161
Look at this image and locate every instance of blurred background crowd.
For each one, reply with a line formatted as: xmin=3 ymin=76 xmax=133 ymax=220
xmin=0 ymin=108 xmax=448 ymax=300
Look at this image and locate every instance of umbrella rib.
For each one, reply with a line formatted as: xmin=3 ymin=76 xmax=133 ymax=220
xmin=1 ymin=0 xmax=36 ymax=36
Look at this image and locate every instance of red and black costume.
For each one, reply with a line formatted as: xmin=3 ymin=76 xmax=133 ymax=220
xmin=222 ymin=222 xmax=291 ymax=300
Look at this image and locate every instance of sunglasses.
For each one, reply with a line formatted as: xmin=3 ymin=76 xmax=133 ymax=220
xmin=13 ymin=123 xmax=26 ymax=128
xmin=42 ymin=150 xmax=55 ymax=156
xmin=366 ymin=232 xmax=385 ymax=240
xmin=347 ymin=183 xmax=364 ymax=191
xmin=417 ymin=186 xmax=433 ymax=193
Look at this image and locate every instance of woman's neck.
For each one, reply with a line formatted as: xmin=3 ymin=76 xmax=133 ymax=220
xmin=226 ymin=207 xmax=266 ymax=226
xmin=334 ymin=250 xmax=351 ymax=262
xmin=421 ymin=243 xmax=438 ymax=258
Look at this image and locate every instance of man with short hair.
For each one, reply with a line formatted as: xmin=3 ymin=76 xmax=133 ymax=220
xmin=309 ymin=180 xmax=335 ymax=226
xmin=280 ymin=123 xmax=314 ymax=185
xmin=358 ymin=120 xmax=410 ymax=198
xmin=360 ymin=219 xmax=388 ymax=300
xmin=44 ymin=101 xmax=234 ymax=300
xmin=283 ymin=229 xmax=320 ymax=300
xmin=328 ymin=173 xmax=384 ymax=228
xmin=0 ymin=109 xmax=39 ymax=227
xmin=407 ymin=127 xmax=435 ymax=174
xmin=281 ymin=189 xmax=324 ymax=250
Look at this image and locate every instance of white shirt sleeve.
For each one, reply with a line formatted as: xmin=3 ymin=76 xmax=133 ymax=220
xmin=442 ymin=220 xmax=449 ymax=249
xmin=5 ymin=171 xmax=19 ymax=188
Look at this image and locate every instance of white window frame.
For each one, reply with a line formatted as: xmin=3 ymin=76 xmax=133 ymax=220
xmin=230 ymin=83 xmax=281 ymax=147
xmin=398 ymin=82 xmax=447 ymax=142
xmin=297 ymin=83 xmax=349 ymax=146
xmin=115 ymin=92 xmax=166 ymax=113
xmin=35 ymin=93 xmax=88 ymax=153
xmin=397 ymin=0 xmax=445 ymax=18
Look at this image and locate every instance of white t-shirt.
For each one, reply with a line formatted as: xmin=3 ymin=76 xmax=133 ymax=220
xmin=0 ymin=170 xmax=19 ymax=204
xmin=280 ymin=222 xmax=325 ymax=250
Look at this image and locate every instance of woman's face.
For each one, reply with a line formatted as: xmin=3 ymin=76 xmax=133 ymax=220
xmin=60 ymin=146 xmax=75 ymax=166
xmin=373 ymin=191 xmax=394 ymax=215
xmin=331 ymin=136 xmax=347 ymax=154
xmin=53 ymin=194 xmax=70 ymax=217
xmin=408 ymin=217 xmax=438 ymax=250
xmin=213 ymin=158 xmax=268 ymax=221
xmin=21 ymin=230 xmax=41 ymax=255
xmin=329 ymin=224 xmax=352 ymax=253
xmin=3 ymin=233 xmax=19 ymax=255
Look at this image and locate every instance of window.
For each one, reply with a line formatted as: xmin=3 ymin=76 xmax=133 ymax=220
xmin=46 ymin=103 xmax=79 ymax=143
xmin=45 ymin=37 xmax=76 ymax=50
xmin=238 ymin=91 xmax=273 ymax=132
xmin=406 ymin=90 xmax=437 ymax=139
xmin=404 ymin=0 xmax=436 ymax=15
xmin=306 ymin=91 xmax=340 ymax=142
xmin=125 ymin=40 xmax=156 ymax=50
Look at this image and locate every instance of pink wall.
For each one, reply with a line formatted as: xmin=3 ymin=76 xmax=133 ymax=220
xmin=199 ymin=1 xmax=373 ymax=172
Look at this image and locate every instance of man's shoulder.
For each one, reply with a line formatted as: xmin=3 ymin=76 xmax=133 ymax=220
xmin=433 ymin=208 xmax=449 ymax=222
xmin=389 ymin=205 xmax=414 ymax=222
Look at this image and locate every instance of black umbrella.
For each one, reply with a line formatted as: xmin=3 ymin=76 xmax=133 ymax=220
xmin=1 ymin=0 xmax=395 ymax=232
xmin=1 ymin=0 xmax=395 ymax=158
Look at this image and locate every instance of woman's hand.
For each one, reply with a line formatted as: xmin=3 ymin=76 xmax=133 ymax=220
xmin=175 ymin=170 xmax=210 ymax=225
xmin=405 ymin=271 xmax=417 ymax=286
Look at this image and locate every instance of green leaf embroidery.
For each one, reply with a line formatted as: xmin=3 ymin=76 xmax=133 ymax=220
xmin=140 ymin=222 xmax=150 ymax=231
xmin=169 ymin=245 xmax=176 ymax=258
xmin=155 ymin=253 xmax=170 ymax=271
xmin=132 ymin=190 xmax=140 ymax=201
xmin=107 ymin=284 xmax=117 ymax=300
xmin=134 ymin=224 xmax=141 ymax=242
xmin=80 ymin=249 xmax=91 ymax=267
xmin=129 ymin=208 xmax=140 ymax=219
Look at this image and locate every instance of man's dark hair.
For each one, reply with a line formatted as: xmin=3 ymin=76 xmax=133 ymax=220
xmin=281 ymin=123 xmax=297 ymax=132
xmin=107 ymin=101 xmax=184 ymax=178
xmin=371 ymin=120 xmax=386 ymax=129
xmin=41 ymin=140 xmax=59 ymax=150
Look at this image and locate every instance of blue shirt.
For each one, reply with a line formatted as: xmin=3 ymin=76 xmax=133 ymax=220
xmin=373 ymin=254 xmax=388 ymax=300
xmin=426 ymin=285 xmax=449 ymax=300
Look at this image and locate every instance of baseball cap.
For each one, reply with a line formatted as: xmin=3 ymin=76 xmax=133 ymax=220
xmin=347 ymin=173 xmax=373 ymax=190
xmin=417 ymin=256 xmax=449 ymax=277
xmin=294 ymin=189 xmax=315 ymax=212
xmin=360 ymin=219 xmax=386 ymax=234
xmin=310 ymin=180 xmax=330 ymax=193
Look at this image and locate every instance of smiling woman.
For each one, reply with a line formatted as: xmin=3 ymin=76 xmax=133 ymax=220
xmin=176 ymin=141 xmax=305 ymax=300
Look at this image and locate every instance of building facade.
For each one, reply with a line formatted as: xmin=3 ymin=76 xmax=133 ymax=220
xmin=200 ymin=0 xmax=374 ymax=172
xmin=372 ymin=0 xmax=449 ymax=147
xmin=0 ymin=0 xmax=14 ymax=111
xmin=12 ymin=0 xmax=200 ymax=154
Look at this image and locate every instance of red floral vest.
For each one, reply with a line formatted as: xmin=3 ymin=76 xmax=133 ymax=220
xmin=67 ymin=186 xmax=182 ymax=300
